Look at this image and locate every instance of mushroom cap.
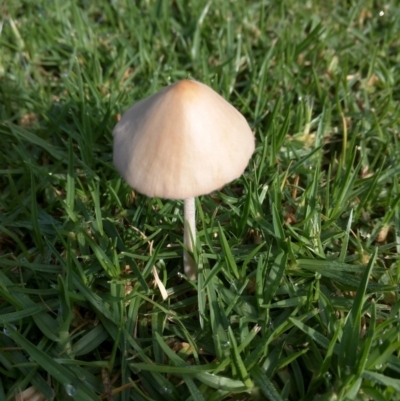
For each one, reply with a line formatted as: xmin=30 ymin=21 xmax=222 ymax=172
xmin=113 ymin=79 xmax=255 ymax=199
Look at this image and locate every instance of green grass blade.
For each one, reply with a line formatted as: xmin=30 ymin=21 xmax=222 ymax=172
xmin=339 ymin=248 xmax=377 ymax=371
xmin=251 ymin=365 xmax=284 ymax=401
xmin=218 ymin=222 xmax=239 ymax=279
xmin=5 ymin=325 xmax=101 ymax=400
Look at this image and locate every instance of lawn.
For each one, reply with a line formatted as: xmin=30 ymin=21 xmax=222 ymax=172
xmin=1 ymin=1 xmax=400 ymax=400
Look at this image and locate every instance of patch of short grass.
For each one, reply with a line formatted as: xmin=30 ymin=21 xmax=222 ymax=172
xmin=1 ymin=1 xmax=400 ymax=400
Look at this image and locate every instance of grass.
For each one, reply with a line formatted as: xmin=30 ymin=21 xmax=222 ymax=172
xmin=1 ymin=0 xmax=400 ymax=400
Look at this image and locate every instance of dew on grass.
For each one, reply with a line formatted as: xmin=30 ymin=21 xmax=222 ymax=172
xmin=3 ymin=325 xmax=16 ymax=336
xmin=65 ymin=384 xmax=77 ymax=397
xmin=162 ymin=387 xmax=173 ymax=395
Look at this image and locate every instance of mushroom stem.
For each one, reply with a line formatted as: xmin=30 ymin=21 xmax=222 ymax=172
xmin=183 ymin=197 xmax=197 ymax=280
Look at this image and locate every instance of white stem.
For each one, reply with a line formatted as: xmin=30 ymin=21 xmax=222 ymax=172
xmin=183 ymin=197 xmax=197 ymax=280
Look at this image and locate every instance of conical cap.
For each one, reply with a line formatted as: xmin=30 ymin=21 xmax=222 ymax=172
xmin=113 ymin=80 xmax=254 ymax=199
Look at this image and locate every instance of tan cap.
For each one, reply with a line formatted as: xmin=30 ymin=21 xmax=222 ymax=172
xmin=113 ymin=80 xmax=254 ymax=199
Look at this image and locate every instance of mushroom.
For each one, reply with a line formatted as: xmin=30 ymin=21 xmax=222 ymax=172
xmin=113 ymin=79 xmax=254 ymax=280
